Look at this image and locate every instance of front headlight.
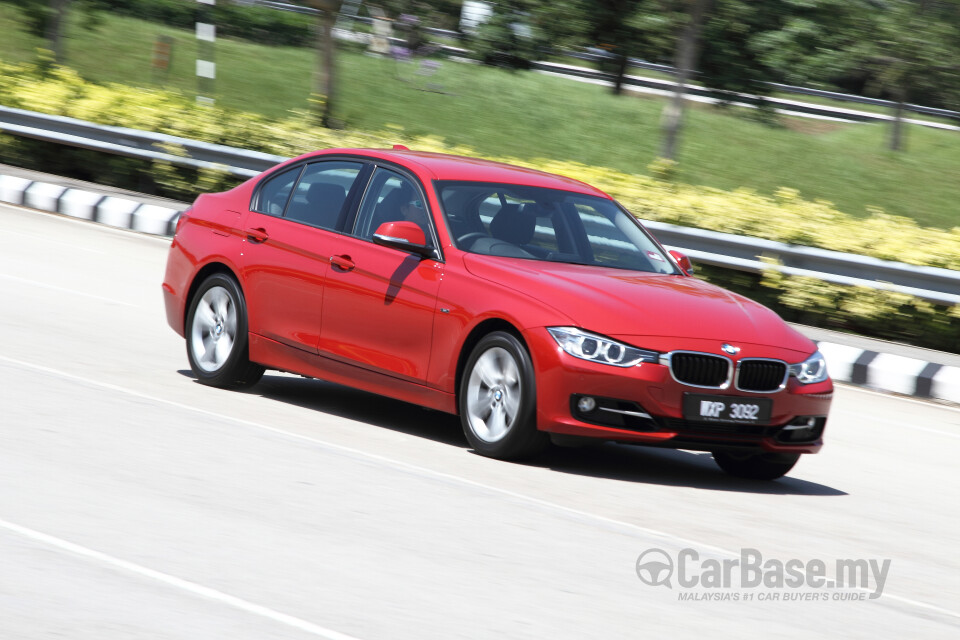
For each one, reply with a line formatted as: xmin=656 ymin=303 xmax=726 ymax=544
xmin=789 ymin=350 xmax=829 ymax=384
xmin=547 ymin=327 xmax=658 ymax=368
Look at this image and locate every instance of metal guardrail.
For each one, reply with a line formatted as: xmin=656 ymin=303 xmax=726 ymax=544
xmin=644 ymin=220 xmax=960 ymax=306
xmin=531 ymin=62 xmax=959 ymax=129
xmin=1 ymin=105 xmax=957 ymax=305
xmin=0 ymin=105 xmax=281 ymax=178
xmin=762 ymin=83 xmax=960 ymax=121
xmin=564 ymin=51 xmax=960 ymax=122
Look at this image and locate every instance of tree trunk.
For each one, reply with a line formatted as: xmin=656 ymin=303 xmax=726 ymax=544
xmin=613 ymin=52 xmax=629 ymax=96
xmin=307 ymin=1 xmax=339 ymax=127
xmin=660 ymin=0 xmax=712 ymax=161
xmin=46 ymin=0 xmax=72 ymax=63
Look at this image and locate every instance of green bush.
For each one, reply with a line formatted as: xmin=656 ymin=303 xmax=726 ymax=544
xmin=1 ymin=0 xmax=317 ymax=48
xmin=695 ymin=264 xmax=960 ymax=353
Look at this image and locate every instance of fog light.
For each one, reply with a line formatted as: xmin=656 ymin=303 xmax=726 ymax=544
xmin=577 ymin=396 xmax=597 ymax=413
xmin=778 ymin=416 xmax=825 ymax=443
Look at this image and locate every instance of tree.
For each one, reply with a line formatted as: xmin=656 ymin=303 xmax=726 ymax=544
xmin=18 ymin=0 xmax=106 ymax=63
xmin=755 ymin=0 xmax=960 ymax=151
xmin=473 ymin=1 xmax=541 ymax=69
xmin=586 ymin=0 xmax=646 ymax=95
xmin=45 ymin=0 xmax=71 ymax=62
xmin=659 ymin=0 xmax=712 ymax=160
xmin=301 ymin=0 xmax=342 ymax=128
xmin=846 ymin=0 xmax=960 ymax=150
xmin=560 ymin=0 xmax=796 ymax=158
xmin=697 ymin=0 xmax=792 ymax=102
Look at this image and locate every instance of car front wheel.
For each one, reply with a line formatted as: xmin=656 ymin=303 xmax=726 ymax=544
xmin=712 ymin=450 xmax=800 ymax=480
xmin=186 ymin=273 xmax=264 ymax=389
xmin=459 ymin=332 xmax=547 ymax=460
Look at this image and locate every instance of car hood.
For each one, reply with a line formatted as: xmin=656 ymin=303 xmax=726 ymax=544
xmin=463 ymin=255 xmax=815 ymax=355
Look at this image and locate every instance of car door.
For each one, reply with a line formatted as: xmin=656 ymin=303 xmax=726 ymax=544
xmin=241 ymin=160 xmax=365 ymax=353
xmin=318 ymin=167 xmax=443 ymax=383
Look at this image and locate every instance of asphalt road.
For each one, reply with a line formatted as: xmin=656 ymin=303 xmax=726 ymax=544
xmin=1 ymin=203 xmax=959 ymax=639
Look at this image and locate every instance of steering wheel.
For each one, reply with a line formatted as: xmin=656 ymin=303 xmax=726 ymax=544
xmin=456 ymin=232 xmax=488 ymax=249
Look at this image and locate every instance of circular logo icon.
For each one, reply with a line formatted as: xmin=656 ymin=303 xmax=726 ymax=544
xmin=636 ymin=549 xmax=674 ymax=588
xmin=722 ymin=343 xmax=740 ymax=355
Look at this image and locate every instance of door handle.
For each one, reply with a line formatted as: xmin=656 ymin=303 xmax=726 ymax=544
xmin=246 ymin=227 xmax=269 ymax=243
xmin=330 ymin=254 xmax=355 ymax=271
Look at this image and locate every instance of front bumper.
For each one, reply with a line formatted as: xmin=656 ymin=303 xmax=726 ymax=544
xmin=525 ymin=328 xmax=833 ymax=454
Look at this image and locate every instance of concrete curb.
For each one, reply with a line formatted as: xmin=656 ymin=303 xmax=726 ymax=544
xmin=815 ymin=341 xmax=960 ymax=405
xmin=0 ymin=173 xmax=183 ymax=236
xmin=2 ymin=171 xmax=958 ymax=407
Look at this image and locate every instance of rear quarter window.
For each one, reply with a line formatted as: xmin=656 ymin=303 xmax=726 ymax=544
xmin=252 ymin=166 xmax=302 ymax=215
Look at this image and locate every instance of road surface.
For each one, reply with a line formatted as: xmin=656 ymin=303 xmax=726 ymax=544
xmin=1 ymin=203 xmax=958 ymax=638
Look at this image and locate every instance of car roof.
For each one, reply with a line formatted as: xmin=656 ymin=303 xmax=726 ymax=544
xmin=301 ymin=148 xmax=610 ymax=198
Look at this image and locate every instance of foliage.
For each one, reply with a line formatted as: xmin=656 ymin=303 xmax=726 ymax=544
xmin=695 ymin=264 xmax=960 ymax=353
xmin=846 ymin=0 xmax=960 ymax=109
xmin=646 ymin=156 xmax=678 ymax=181
xmin=697 ymin=0 xmax=788 ymax=100
xmin=470 ymin=0 xmax=543 ymax=69
xmin=13 ymin=0 xmax=101 ymax=38
xmin=754 ymin=0 xmax=960 ymax=111
xmin=1 ymin=0 xmax=318 ymax=48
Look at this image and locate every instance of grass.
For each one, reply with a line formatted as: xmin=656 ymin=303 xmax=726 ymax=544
xmin=1 ymin=4 xmax=959 ymax=229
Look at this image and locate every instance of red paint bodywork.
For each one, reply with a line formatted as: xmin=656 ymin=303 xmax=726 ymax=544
xmin=163 ymin=148 xmax=832 ymax=454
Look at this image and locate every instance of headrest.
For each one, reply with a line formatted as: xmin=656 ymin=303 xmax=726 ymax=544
xmin=306 ymin=182 xmax=346 ymax=206
xmin=490 ymin=203 xmax=536 ymax=245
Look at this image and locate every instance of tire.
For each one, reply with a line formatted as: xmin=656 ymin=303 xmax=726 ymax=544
xmin=712 ymin=450 xmax=800 ymax=480
xmin=186 ymin=273 xmax=264 ymax=389
xmin=459 ymin=331 xmax=548 ymax=460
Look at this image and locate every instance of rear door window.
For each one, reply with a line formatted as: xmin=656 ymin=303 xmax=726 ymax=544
xmin=284 ymin=161 xmax=364 ymax=230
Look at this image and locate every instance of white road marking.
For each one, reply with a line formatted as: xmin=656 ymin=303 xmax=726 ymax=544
xmin=834 ymin=408 xmax=960 ymax=439
xmin=0 ymin=518 xmax=364 ymax=640
xmin=2 ymin=353 xmax=959 ymax=623
xmin=835 ymin=384 xmax=960 ymax=438
xmin=0 ymin=273 xmax=137 ymax=307
xmin=839 ymin=382 xmax=960 ymax=412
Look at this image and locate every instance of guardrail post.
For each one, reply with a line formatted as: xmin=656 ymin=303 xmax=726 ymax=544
xmin=196 ymin=0 xmax=217 ymax=105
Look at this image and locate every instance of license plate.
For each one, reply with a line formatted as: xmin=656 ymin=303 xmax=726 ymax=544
xmin=683 ymin=394 xmax=773 ymax=424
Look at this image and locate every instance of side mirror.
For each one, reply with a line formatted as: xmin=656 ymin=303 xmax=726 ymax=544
xmin=372 ymin=221 xmax=434 ymax=259
xmin=669 ymin=249 xmax=695 ymax=275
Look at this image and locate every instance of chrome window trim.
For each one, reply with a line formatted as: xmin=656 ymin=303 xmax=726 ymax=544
xmin=734 ymin=358 xmax=790 ymax=394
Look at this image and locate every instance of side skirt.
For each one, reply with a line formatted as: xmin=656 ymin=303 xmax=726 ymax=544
xmin=249 ymin=333 xmax=458 ymax=415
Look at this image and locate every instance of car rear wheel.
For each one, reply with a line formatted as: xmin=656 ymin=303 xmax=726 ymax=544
xmin=186 ymin=273 xmax=264 ymax=389
xmin=459 ymin=332 xmax=547 ymax=460
xmin=712 ymin=450 xmax=800 ymax=480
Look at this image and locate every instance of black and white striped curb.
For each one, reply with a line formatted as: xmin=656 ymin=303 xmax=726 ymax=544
xmin=0 ymin=173 xmax=184 ymax=237
xmin=3 ymin=172 xmax=958 ymax=406
xmin=815 ymin=342 xmax=959 ymax=405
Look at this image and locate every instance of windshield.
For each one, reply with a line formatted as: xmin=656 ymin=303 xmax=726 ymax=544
xmin=436 ymin=181 xmax=677 ymax=274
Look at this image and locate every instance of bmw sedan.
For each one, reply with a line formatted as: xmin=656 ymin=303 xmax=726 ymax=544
xmin=162 ymin=147 xmax=832 ymax=480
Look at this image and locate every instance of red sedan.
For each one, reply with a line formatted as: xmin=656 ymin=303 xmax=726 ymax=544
xmin=162 ymin=148 xmax=832 ymax=480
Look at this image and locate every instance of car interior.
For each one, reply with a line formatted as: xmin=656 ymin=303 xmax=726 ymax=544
xmin=439 ymin=183 xmax=676 ymax=274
